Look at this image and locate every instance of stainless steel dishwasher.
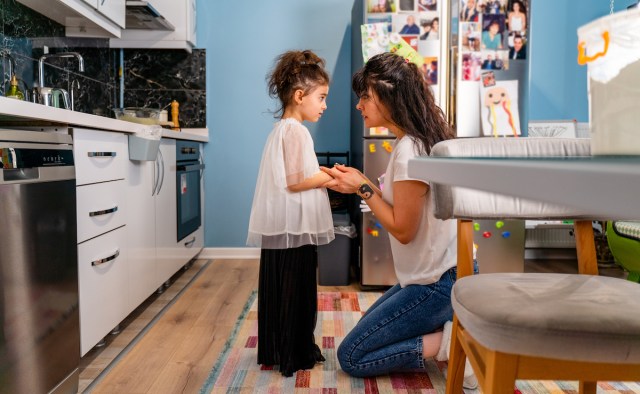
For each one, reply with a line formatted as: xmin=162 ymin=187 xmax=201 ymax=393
xmin=0 ymin=129 xmax=79 ymax=394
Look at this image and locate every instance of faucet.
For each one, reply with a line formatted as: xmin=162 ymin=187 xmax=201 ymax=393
xmin=37 ymin=52 xmax=84 ymax=109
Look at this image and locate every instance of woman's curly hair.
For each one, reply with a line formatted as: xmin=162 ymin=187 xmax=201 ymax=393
xmin=352 ymin=52 xmax=454 ymax=155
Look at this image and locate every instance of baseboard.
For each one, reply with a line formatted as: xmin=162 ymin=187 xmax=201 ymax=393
xmin=198 ymin=247 xmax=260 ymax=259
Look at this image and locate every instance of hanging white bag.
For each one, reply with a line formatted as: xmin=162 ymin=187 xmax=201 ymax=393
xmin=578 ymin=8 xmax=640 ymax=155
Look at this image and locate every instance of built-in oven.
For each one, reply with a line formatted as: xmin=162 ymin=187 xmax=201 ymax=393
xmin=176 ymin=140 xmax=204 ymax=242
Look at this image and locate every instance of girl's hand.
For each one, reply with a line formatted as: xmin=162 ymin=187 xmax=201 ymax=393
xmin=320 ymin=164 xmax=366 ymax=194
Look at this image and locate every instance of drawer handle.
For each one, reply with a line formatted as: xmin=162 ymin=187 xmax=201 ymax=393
xmin=89 ymin=206 xmax=118 ymax=217
xmin=184 ymin=237 xmax=196 ymax=247
xmin=88 ymin=152 xmax=117 ymax=158
xmin=91 ymin=249 xmax=120 ymax=267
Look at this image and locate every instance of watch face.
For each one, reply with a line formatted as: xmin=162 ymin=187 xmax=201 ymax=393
xmin=359 ymin=183 xmax=374 ymax=199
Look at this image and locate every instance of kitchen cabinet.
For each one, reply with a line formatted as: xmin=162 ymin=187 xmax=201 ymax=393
xmin=98 ymin=0 xmax=126 ymax=28
xmin=17 ymin=0 xmax=125 ymax=37
xmin=73 ymin=128 xmax=130 ymax=356
xmin=155 ymin=139 xmax=188 ymax=282
xmin=126 ymin=156 xmax=161 ymax=312
xmin=110 ymin=0 xmax=197 ymax=52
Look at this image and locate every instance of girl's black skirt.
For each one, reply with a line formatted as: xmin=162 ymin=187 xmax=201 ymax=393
xmin=257 ymin=244 xmax=325 ymax=377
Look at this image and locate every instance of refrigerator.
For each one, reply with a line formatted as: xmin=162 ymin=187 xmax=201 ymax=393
xmin=351 ymin=0 xmax=531 ymax=286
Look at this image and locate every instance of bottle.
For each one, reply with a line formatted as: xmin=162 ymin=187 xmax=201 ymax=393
xmin=170 ymin=100 xmax=180 ymax=131
xmin=5 ymin=74 xmax=24 ymax=100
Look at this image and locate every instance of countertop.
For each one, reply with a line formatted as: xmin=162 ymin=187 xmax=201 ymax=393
xmin=407 ymin=155 xmax=640 ymax=220
xmin=0 ymin=97 xmax=208 ymax=143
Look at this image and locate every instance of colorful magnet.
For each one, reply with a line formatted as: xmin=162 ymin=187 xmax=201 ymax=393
xmin=495 ymin=221 xmax=504 ymax=229
xmin=369 ymin=143 xmax=376 ymax=153
xmin=482 ymin=231 xmax=492 ymax=238
xmin=381 ymin=140 xmax=393 ymax=153
xmin=371 ymin=230 xmax=379 ymax=237
xmin=374 ymin=222 xmax=383 ymax=229
xmin=473 ymin=222 xmax=481 ymax=231
xmin=501 ymin=231 xmax=511 ymax=238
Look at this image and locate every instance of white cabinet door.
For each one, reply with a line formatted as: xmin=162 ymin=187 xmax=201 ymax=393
xmin=97 ymin=0 xmax=126 ymax=28
xmin=187 ymin=0 xmax=196 ymax=46
xmin=126 ymin=158 xmax=160 ymax=313
xmin=110 ymin=0 xmax=196 ymax=51
xmin=78 ymin=226 xmax=128 ymax=356
xmin=82 ymin=0 xmax=98 ymax=8
xmin=155 ymin=139 xmax=184 ymax=283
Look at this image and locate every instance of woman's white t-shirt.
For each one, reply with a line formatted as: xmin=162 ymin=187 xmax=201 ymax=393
xmin=247 ymin=118 xmax=334 ymax=249
xmin=382 ymin=136 xmax=457 ymax=287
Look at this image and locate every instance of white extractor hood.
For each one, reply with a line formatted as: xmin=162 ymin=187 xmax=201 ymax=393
xmin=125 ymin=1 xmax=174 ymax=31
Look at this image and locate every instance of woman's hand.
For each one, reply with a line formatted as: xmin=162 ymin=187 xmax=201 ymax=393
xmin=320 ymin=164 xmax=366 ymax=194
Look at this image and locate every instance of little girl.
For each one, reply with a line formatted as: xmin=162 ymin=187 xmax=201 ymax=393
xmin=247 ymin=50 xmax=335 ymax=377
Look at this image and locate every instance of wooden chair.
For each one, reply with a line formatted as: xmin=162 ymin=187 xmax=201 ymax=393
xmin=429 ymin=138 xmax=640 ymax=394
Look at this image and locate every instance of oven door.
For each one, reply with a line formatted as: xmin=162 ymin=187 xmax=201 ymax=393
xmin=176 ymin=161 xmax=204 ymax=242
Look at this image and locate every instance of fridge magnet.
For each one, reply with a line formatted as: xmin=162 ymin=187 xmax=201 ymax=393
xmin=394 ymin=14 xmax=421 ymax=35
xmin=398 ymin=0 xmax=417 ymax=12
xmin=381 ymin=140 xmax=394 ymax=153
xmin=361 ymin=23 xmax=391 ymax=62
xmin=480 ymin=50 xmax=499 ymax=70
xmin=368 ymin=0 xmax=396 ymax=13
xmin=461 ymin=0 xmax=480 ymax=22
xmin=418 ymin=0 xmax=437 ymax=11
xmin=369 ymin=143 xmax=377 ymax=153
xmin=461 ymin=22 xmax=481 ymax=52
xmin=506 ymin=0 xmax=528 ymax=33
xmin=368 ymin=126 xmax=390 ymax=136
xmin=481 ymin=15 xmax=506 ymax=50
xmin=367 ymin=14 xmax=393 ymax=32
xmin=481 ymin=71 xmax=496 ymax=87
xmin=480 ymin=80 xmax=521 ymax=137
xmin=462 ymin=53 xmax=482 ymax=81
xmin=422 ymin=56 xmax=438 ymax=85
xmin=418 ymin=14 xmax=439 ymax=40
xmin=401 ymin=35 xmax=419 ymax=51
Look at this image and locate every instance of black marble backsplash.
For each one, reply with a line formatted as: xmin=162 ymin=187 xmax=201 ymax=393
xmin=0 ymin=0 xmax=206 ymax=128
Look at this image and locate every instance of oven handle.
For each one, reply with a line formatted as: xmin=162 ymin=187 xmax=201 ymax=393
xmin=177 ymin=163 xmax=206 ymax=172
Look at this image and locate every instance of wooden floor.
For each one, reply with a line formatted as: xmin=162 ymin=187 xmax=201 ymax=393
xmin=82 ymin=256 xmax=626 ymax=393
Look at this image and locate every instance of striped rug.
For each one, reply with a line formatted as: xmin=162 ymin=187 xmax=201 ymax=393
xmin=200 ymin=291 xmax=640 ymax=393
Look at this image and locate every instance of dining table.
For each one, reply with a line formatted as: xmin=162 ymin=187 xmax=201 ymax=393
xmin=407 ymin=155 xmax=640 ymax=220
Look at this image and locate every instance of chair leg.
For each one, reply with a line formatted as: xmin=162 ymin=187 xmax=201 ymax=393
xmin=457 ymin=219 xmax=475 ymax=278
xmin=574 ymin=220 xmax=599 ymax=275
xmin=484 ymin=350 xmax=518 ymax=394
xmin=445 ymin=316 xmax=466 ymax=394
xmin=579 ymin=381 xmax=597 ymax=394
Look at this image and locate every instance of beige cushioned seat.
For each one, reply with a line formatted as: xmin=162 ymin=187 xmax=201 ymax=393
xmin=430 ymin=137 xmax=593 ymax=220
xmin=452 ymin=273 xmax=640 ymax=364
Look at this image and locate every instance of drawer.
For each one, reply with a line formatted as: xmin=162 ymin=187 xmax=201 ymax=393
xmin=73 ymin=128 xmax=127 ymax=186
xmin=78 ymin=226 xmax=129 ymax=356
xmin=77 ymin=180 xmax=126 ymax=243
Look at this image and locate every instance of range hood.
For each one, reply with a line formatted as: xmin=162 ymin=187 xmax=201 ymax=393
xmin=125 ymin=1 xmax=175 ymax=31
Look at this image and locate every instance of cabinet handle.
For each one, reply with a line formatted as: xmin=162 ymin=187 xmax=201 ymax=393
xmin=89 ymin=206 xmax=118 ymax=217
xmin=91 ymin=249 xmax=120 ymax=266
xmin=88 ymin=152 xmax=116 ymax=157
xmin=156 ymin=148 xmax=165 ymax=194
xmin=184 ymin=237 xmax=196 ymax=247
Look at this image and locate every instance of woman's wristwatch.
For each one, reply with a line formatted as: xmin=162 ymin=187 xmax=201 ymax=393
xmin=357 ymin=182 xmax=374 ymax=200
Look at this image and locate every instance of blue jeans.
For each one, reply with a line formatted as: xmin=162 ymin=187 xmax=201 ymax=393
xmin=337 ymin=267 xmax=457 ymax=377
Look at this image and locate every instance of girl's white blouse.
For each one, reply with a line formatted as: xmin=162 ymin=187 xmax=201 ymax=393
xmin=247 ymin=118 xmax=335 ymax=249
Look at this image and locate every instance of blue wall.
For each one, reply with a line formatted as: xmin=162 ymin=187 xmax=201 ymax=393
xmin=528 ymin=0 xmax=634 ymax=121
xmin=197 ymin=0 xmax=353 ymax=247
xmin=198 ymin=0 xmax=637 ymax=248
